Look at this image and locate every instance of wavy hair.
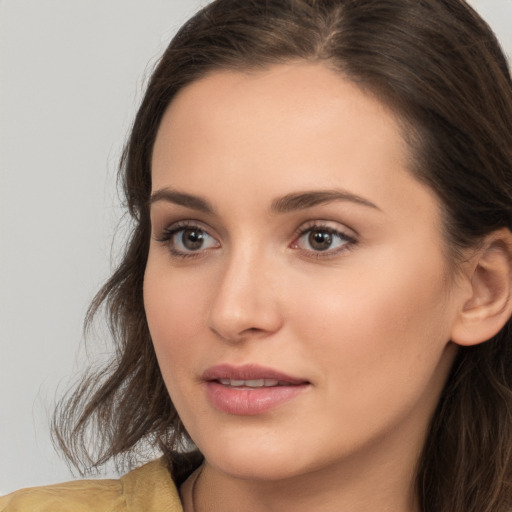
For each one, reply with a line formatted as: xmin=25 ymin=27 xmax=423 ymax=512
xmin=53 ymin=0 xmax=512 ymax=509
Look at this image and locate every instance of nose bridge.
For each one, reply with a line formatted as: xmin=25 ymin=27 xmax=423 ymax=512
xmin=207 ymin=240 xmax=282 ymax=341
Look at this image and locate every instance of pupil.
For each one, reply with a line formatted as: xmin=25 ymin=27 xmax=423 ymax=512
xmin=182 ymin=229 xmax=204 ymax=250
xmin=309 ymin=230 xmax=332 ymax=251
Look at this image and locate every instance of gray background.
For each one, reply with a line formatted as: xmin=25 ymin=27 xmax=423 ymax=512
xmin=1 ymin=0 xmax=511 ymax=495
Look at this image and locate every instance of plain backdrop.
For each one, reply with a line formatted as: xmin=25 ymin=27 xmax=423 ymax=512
xmin=1 ymin=0 xmax=511 ymax=495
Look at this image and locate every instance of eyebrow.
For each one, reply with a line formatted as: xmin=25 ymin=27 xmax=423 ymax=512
xmin=149 ymin=188 xmax=380 ymax=214
xmin=150 ymin=189 xmax=216 ymax=213
xmin=270 ymin=190 xmax=381 ymax=213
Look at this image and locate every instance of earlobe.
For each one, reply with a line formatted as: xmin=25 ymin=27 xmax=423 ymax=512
xmin=451 ymin=229 xmax=512 ymax=347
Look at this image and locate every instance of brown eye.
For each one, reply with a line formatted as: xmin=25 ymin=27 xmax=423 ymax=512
xmin=293 ymin=225 xmax=354 ymax=256
xmin=308 ymin=230 xmax=333 ymax=251
xmin=157 ymin=223 xmax=220 ymax=257
xmin=181 ymin=228 xmax=206 ymax=250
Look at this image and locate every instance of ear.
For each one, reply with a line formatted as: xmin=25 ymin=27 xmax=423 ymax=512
xmin=451 ymin=228 xmax=512 ymax=347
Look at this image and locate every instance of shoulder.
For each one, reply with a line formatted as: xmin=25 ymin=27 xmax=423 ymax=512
xmin=0 ymin=458 xmax=183 ymax=512
xmin=0 ymin=478 xmax=125 ymax=512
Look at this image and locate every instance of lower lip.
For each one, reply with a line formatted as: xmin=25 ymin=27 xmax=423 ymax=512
xmin=205 ymin=381 xmax=308 ymax=415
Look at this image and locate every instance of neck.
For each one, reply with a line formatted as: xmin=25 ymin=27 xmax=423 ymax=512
xmin=183 ymin=436 xmax=421 ymax=512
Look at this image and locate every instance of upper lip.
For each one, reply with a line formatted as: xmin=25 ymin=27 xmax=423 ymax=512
xmin=201 ymin=364 xmax=309 ymax=385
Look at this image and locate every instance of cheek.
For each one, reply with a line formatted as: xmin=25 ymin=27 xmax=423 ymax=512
xmin=143 ymin=260 xmax=209 ymax=378
xmin=289 ymin=245 xmax=454 ymax=397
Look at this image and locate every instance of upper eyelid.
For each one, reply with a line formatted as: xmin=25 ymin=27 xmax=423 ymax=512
xmin=294 ymin=219 xmax=358 ymax=238
xmin=293 ymin=226 xmax=356 ymax=245
xmin=154 ymin=218 xmax=358 ymax=245
xmin=155 ymin=219 xmax=214 ymax=236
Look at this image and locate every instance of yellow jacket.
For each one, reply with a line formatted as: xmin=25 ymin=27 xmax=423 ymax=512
xmin=0 ymin=458 xmax=183 ymax=512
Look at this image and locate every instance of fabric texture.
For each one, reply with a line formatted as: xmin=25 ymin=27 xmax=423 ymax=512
xmin=0 ymin=458 xmax=183 ymax=512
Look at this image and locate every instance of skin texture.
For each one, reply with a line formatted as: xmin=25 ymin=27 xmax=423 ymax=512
xmin=144 ymin=63 xmax=471 ymax=512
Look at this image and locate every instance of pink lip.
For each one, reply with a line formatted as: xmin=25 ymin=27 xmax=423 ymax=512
xmin=202 ymin=364 xmax=310 ymax=416
xmin=201 ymin=364 xmax=307 ymax=384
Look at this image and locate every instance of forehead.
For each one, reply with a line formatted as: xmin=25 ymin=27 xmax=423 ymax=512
xmin=151 ymin=62 xmax=438 ymax=229
xmin=155 ymin=63 xmax=406 ymax=151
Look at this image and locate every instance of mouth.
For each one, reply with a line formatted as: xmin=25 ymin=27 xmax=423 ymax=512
xmin=202 ymin=364 xmax=310 ymax=415
xmin=216 ymin=378 xmax=296 ymax=388
xmin=202 ymin=363 xmax=308 ymax=385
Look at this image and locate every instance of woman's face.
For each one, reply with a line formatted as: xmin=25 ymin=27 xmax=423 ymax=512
xmin=145 ymin=63 xmax=465 ymax=482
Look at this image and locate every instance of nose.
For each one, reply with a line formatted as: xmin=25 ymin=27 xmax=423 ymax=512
xmin=207 ymin=248 xmax=283 ymax=343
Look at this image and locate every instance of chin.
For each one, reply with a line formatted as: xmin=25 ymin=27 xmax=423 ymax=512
xmin=198 ymin=434 xmax=311 ymax=481
xmin=213 ymin=454 xmax=305 ymax=481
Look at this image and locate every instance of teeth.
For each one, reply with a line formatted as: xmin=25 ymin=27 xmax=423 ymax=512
xmin=218 ymin=378 xmax=281 ymax=387
xmin=245 ymin=379 xmax=264 ymax=387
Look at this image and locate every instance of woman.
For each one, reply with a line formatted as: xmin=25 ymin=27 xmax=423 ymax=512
xmin=2 ymin=0 xmax=512 ymax=511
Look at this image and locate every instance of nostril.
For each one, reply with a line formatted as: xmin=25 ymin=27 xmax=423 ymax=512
xmin=206 ymin=268 xmax=283 ymax=341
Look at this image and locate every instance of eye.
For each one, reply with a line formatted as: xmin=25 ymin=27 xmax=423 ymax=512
xmin=156 ymin=222 xmax=220 ymax=258
xmin=291 ymin=223 xmax=356 ymax=256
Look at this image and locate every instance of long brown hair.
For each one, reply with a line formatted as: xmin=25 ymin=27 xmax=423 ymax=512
xmin=53 ymin=1 xmax=512 ymax=510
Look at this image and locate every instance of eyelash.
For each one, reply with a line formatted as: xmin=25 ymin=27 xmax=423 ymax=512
xmin=155 ymin=220 xmax=219 ymax=260
xmin=155 ymin=220 xmax=357 ymax=260
xmin=291 ymin=222 xmax=357 ymax=259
